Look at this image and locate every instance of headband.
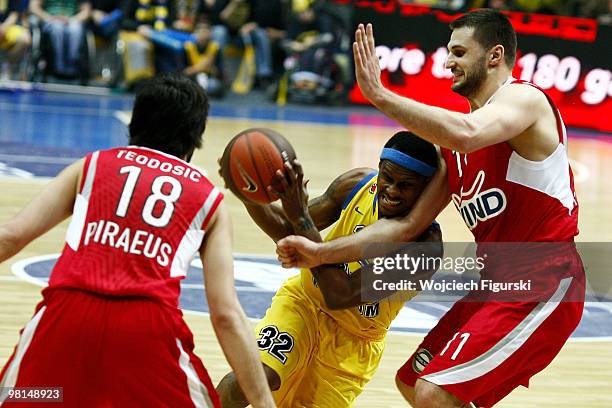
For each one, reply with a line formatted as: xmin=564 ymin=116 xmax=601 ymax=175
xmin=380 ymin=148 xmax=436 ymax=177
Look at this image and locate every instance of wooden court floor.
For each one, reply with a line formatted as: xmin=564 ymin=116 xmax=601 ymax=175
xmin=1 ymin=118 xmax=611 ymax=407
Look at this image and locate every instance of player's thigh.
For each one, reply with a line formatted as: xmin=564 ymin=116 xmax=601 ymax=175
xmin=420 ymin=280 xmax=583 ymax=407
xmin=397 ymin=299 xmax=482 ymax=388
xmin=292 ymin=312 xmax=385 ymax=407
xmin=254 ymin=286 xmax=318 ymax=402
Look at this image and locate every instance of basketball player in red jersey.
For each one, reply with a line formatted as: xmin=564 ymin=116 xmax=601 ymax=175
xmin=277 ymin=10 xmax=585 ymax=408
xmin=0 ymin=74 xmax=275 ymax=408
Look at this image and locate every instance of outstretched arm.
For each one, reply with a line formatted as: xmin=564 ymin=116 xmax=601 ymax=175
xmin=200 ymin=202 xmax=275 ymax=408
xmin=277 ymin=155 xmax=449 ymax=268
xmin=354 ymin=24 xmax=544 ymax=153
xmin=312 ymin=225 xmax=443 ymax=309
xmin=0 ymin=159 xmax=82 ymax=263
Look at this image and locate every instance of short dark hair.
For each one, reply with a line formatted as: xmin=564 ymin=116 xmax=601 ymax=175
xmin=129 ymin=73 xmax=209 ymax=159
xmin=383 ymin=131 xmax=437 ymax=171
xmin=450 ymin=9 xmax=517 ymax=68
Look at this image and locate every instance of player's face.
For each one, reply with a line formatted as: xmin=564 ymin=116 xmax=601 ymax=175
xmin=445 ymin=27 xmax=488 ymax=97
xmin=377 ymin=160 xmax=427 ymax=218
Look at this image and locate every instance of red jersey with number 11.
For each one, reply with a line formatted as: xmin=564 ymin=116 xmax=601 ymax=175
xmin=48 ymin=146 xmax=223 ymax=308
xmin=441 ymin=79 xmax=579 ymax=243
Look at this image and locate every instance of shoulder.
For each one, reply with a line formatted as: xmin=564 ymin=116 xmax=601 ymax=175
xmin=315 ymin=168 xmax=375 ymax=211
xmin=327 ymin=167 xmax=376 ymax=203
xmin=494 ymin=82 xmax=550 ymax=111
xmin=337 ymin=168 xmax=377 ymax=188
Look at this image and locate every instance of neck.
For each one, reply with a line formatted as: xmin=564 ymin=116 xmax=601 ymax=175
xmin=467 ymin=68 xmax=512 ymax=111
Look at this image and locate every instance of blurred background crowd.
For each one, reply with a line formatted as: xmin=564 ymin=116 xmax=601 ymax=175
xmin=1 ymin=0 xmax=611 ymax=103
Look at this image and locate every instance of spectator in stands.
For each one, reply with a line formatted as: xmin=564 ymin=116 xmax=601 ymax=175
xmin=513 ymin=0 xmax=561 ymax=14
xmin=91 ymin=0 xmax=122 ymax=39
xmin=30 ymin=0 xmax=92 ymax=78
xmin=238 ymin=0 xmax=287 ymax=89
xmin=483 ymin=0 xmax=518 ymax=11
xmin=121 ymin=0 xmax=180 ymax=73
xmin=599 ymin=0 xmax=612 ymax=24
xmin=580 ymin=0 xmax=612 ymax=22
xmin=0 ymin=0 xmax=31 ymax=80
xmin=197 ymin=0 xmax=286 ymax=93
xmin=188 ymin=0 xmax=242 ymax=92
xmin=175 ymin=0 xmax=199 ymax=32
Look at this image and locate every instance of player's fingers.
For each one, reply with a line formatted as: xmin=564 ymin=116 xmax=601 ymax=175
xmin=356 ymin=26 xmax=366 ymax=58
xmin=293 ymin=159 xmax=304 ymax=185
xmin=366 ymin=23 xmax=376 ymax=58
xmin=280 ymin=259 xmax=295 ymax=269
xmin=276 ymin=169 xmax=290 ymax=191
xmin=353 ymin=42 xmax=363 ymax=71
xmin=284 ymin=160 xmax=297 ymax=184
xmin=267 ymin=184 xmax=283 ymax=198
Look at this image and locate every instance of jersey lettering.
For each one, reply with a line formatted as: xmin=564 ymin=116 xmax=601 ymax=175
xmin=451 ymin=171 xmax=507 ymax=230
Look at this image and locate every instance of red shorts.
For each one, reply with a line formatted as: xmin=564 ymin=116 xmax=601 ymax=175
xmin=397 ymin=273 xmax=585 ymax=407
xmin=0 ymin=289 xmax=220 ymax=408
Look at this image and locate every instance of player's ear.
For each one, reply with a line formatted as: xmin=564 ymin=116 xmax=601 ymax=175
xmin=489 ymin=45 xmax=504 ymax=67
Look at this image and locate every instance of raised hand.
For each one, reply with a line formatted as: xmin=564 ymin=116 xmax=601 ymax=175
xmin=353 ymin=23 xmax=384 ymax=103
xmin=268 ymin=159 xmax=309 ymax=222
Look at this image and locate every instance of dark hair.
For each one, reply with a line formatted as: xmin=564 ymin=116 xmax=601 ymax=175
xmin=383 ymin=131 xmax=437 ymax=171
xmin=129 ymin=73 xmax=209 ymax=159
xmin=449 ymin=9 xmax=517 ymax=68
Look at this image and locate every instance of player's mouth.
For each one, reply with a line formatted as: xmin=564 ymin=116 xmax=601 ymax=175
xmin=452 ymin=71 xmax=464 ymax=82
xmin=380 ymin=194 xmax=401 ymax=210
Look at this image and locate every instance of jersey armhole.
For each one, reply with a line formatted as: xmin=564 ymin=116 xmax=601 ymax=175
xmin=341 ymin=171 xmax=377 ymax=210
xmin=78 ymin=153 xmax=94 ymax=194
xmin=201 ymin=190 xmax=224 ymax=230
xmin=511 ymin=79 xmax=566 ymax=145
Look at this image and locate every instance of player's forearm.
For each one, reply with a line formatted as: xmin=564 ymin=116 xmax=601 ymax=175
xmin=316 ymin=217 xmax=408 ymax=264
xmin=3 ymin=12 xmax=18 ymax=27
xmin=211 ymin=309 xmax=275 ymax=407
xmin=371 ymin=88 xmax=476 ymax=153
xmin=73 ymin=5 xmax=92 ymax=22
xmin=310 ymin=265 xmax=361 ymax=310
xmin=290 ymin=214 xmax=322 ymax=244
xmin=0 ymin=223 xmax=25 ymax=263
xmin=244 ymin=203 xmax=294 ymax=243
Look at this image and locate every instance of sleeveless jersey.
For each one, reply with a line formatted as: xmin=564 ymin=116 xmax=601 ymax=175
xmin=48 ymin=146 xmax=223 ymax=308
xmin=440 ymin=79 xmax=579 ymax=243
xmin=301 ymin=172 xmax=417 ymax=340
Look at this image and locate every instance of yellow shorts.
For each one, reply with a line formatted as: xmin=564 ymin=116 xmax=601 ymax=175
xmin=0 ymin=25 xmax=27 ymax=49
xmin=255 ymin=275 xmax=385 ymax=407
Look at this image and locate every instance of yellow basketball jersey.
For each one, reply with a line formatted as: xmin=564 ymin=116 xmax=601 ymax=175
xmin=300 ymin=172 xmax=417 ymax=339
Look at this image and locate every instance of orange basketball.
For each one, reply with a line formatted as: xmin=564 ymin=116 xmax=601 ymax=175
xmin=221 ymin=128 xmax=297 ymax=204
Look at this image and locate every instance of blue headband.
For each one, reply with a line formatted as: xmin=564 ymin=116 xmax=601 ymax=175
xmin=380 ymin=148 xmax=436 ymax=177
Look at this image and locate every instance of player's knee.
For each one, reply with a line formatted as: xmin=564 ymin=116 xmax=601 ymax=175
xmin=414 ymin=379 xmax=459 ymax=408
xmin=395 ymin=374 xmax=416 ymax=406
xmin=263 ymin=364 xmax=281 ymax=391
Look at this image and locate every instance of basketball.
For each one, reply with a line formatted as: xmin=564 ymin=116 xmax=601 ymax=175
xmin=220 ymin=128 xmax=297 ymax=204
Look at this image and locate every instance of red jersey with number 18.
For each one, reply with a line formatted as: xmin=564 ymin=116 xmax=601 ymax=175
xmin=47 ymin=146 xmax=223 ymax=308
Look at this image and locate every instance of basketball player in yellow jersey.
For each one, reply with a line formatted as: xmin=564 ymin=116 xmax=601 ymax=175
xmin=217 ymin=131 xmax=442 ymax=407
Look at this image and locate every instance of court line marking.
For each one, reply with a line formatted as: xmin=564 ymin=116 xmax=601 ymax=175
xmin=0 ymin=154 xmax=78 ymax=165
xmin=0 ymin=102 xmax=122 ymax=117
xmin=11 ymin=253 xmax=612 ymax=342
xmin=114 ymin=111 xmax=130 ymax=125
